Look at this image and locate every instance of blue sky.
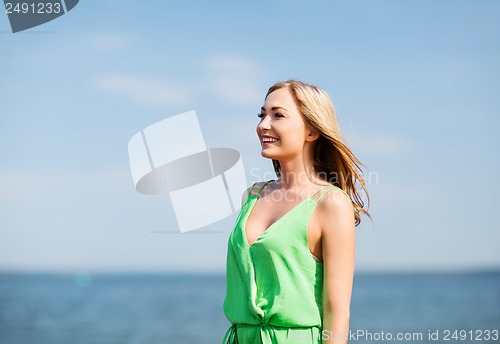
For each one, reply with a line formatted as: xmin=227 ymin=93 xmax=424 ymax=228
xmin=1 ymin=0 xmax=499 ymax=273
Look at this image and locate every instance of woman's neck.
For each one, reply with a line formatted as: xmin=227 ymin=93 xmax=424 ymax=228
xmin=276 ymin=158 xmax=323 ymax=190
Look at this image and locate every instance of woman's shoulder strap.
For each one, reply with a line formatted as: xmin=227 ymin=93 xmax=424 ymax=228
xmin=247 ymin=180 xmax=273 ymax=197
xmin=247 ymin=181 xmax=259 ymax=197
xmin=316 ymin=185 xmax=351 ymax=202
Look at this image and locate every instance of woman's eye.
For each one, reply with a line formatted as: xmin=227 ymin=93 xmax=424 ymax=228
xmin=274 ymin=113 xmax=284 ymax=118
xmin=257 ymin=113 xmax=265 ymax=118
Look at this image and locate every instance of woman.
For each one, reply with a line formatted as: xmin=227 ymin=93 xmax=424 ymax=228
xmin=222 ymin=80 xmax=370 ymax=344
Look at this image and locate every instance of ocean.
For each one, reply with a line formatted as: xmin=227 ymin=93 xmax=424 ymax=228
xmin=0 ymin=271 xmax=498 ymax=344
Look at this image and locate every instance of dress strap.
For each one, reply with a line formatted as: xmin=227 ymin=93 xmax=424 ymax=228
xmin=247 ymin=180 xmax=273 ymax=197
xmin=316 ymin=185 xmax=351 ymax=202
xmin=256 ymin=180 xmax=273 ymax=196
xmin=247 ymin=182 xmax=259 ymax=197
xmin=308 ymin=185 xmax=331 ymax=200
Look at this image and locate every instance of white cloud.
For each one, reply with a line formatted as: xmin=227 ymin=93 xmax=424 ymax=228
xmin=91 ymin=54 xmax=267 ymax=107
xmin=0 ymin=166 xmax=132 ymax=203
xmin=0 ymin=171 xmax=51 ymax=202
xmin=94 ymin=75 xmax=191 ymax=107
xmin=202 ymin=54 xmax=266 ymax=105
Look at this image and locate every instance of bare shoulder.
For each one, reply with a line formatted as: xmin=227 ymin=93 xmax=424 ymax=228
xmin=240 ymin=181 xmax=270 ymax=207
xmin=318 ymin=187 xmax=352 ymax=210
xmin=317 ymin=187 xmax=355 ymax=233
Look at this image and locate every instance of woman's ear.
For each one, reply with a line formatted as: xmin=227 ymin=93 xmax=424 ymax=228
xmin=305 ymin=127 xmax=320 ymax=142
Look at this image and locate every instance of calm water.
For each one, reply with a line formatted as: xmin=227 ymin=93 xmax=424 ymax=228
xmin=0 ymin=271 xmax=498 ymax=344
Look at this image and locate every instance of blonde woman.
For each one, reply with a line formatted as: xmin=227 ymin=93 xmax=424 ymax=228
xmin=222 ymin=80 xmax=370 ymax=344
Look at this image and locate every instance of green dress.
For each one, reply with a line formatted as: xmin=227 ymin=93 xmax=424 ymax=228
xmin=222 ymin=180 xmax=350 ymax=344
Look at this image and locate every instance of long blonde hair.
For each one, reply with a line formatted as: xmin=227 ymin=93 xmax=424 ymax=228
xmin=265 ymin=79 xmax=371 ymax=226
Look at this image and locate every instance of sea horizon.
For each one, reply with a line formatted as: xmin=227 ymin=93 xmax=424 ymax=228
xmin=1 ymin=269 xmax=498 ymax=343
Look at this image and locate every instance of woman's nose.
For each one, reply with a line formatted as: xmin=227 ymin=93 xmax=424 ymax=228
xmin=257 ymin=115 xmax=271 ymax=131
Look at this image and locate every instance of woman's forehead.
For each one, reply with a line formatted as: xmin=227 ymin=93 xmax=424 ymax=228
xmin=263 ymin=88 xmax=297 ymax=110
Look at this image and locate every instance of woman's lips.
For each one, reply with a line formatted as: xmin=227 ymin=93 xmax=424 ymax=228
xmin=262 ymin=135 xmax=279 ymax=145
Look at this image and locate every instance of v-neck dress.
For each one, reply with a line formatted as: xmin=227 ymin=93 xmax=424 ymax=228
xmin=222 ymin=180 xmax=351 ymax=344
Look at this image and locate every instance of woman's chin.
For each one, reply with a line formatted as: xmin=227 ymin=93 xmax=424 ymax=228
xmin=261 ymin=149 xmax=278 ymax=159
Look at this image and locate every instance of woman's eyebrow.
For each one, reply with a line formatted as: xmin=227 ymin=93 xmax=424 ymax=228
xmin=260 ymin=106 xmax=288 ymax=112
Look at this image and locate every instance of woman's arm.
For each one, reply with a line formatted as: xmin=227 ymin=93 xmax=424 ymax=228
xmin=320 ymin=189 xmax=356 ymax=344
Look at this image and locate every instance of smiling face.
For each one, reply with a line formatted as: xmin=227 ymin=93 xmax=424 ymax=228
xmin=257 ymin=87 xmax=316 ymax=161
